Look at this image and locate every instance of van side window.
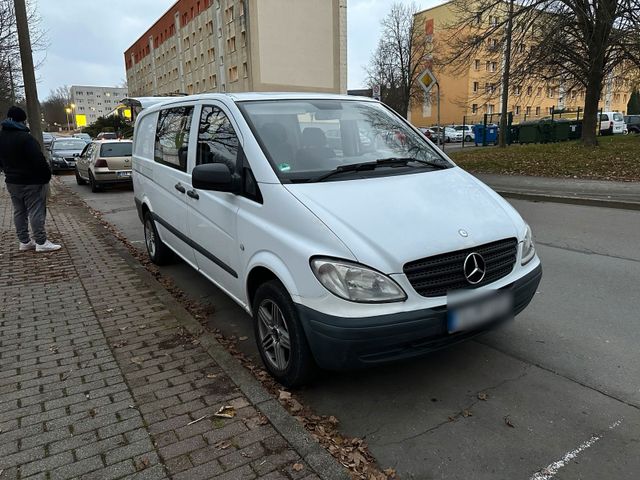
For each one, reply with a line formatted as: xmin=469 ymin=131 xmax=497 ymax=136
xmin=155 ymin=106 xmax=194 ymax=172
xmin=135 ymin=113 xmax=157 ymax=160
xmin=197 ymin=106 xmax=238 ymax=173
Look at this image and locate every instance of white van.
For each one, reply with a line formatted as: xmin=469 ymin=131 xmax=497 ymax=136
xmin=599 ymin=111 xmax=626 ymax=135
xmin=132 ymin=93 xmax=542 ymax=386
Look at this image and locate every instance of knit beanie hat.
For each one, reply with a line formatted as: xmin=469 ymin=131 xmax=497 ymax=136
xmin=7 ymin=106 xmax=27 ymax=122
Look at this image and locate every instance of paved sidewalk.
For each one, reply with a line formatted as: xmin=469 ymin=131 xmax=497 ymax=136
xmin=475 ymin=173 xmax=640 ymax=210
xmin=0 ymin=179 xmax=344 ymax=480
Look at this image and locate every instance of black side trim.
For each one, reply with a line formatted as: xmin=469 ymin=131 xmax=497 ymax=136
xmin=150 ymin=212 xmax=238 ymax=278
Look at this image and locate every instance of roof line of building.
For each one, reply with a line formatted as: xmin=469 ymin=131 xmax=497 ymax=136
xmin=413 ymin=0 xmax=452 ymax=17
xmin=71 ymin=85 xmax=128 ymax=89
xmin=127 ymin=0 xmax=181 ymax=50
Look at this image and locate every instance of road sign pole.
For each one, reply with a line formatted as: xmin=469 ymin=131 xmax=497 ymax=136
xmin=436 ymin=82 xmax=443 ymax=152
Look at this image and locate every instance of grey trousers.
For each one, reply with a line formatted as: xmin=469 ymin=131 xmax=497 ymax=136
xmin=6 ymin=183 xmax=49 ymax=245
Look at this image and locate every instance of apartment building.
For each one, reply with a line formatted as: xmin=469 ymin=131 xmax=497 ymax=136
xmin=71 ymin=85 xmax=128 ymax=127
xmin=409 ymin=2 xmax=634 ymax=126
xmin=124 ymin=0 xmax=347 ymax=97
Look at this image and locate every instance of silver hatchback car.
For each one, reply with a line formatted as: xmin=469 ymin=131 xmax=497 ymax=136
xmin=75 ymin=140 xmax=133 ymax=192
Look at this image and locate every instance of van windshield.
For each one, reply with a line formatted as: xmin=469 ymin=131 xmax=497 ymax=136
xmin=238 ymin=99 xmax=451 ymax=183
xmin=613 ymin=113 xmax=624 ymax=122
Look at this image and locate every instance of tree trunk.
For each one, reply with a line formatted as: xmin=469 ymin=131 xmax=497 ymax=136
xmin=581 ymin=67 xmax=604 ymax=147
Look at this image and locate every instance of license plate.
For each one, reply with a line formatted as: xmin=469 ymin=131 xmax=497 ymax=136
xmin=447 ymin=290 xmax=513 ymax=334
xmin=117 ymin=171 xmax=131 ymax=178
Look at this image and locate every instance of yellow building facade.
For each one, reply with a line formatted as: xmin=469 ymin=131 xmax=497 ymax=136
xmin=409 ymin=2 xmax=634 ymax=127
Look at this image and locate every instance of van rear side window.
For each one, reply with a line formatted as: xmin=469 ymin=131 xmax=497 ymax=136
xmin=154 ymin=106 xmax=194 ymax=172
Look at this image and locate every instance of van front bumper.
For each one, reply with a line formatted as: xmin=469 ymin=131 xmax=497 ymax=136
xmin=296 ymin=264 xmax=542 ymax=370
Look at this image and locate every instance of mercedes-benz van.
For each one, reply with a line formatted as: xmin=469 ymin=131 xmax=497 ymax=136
xmin=132 ymin=93 xmax=542 ymax=386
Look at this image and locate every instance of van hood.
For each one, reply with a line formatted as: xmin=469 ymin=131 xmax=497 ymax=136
xmin=284 ymin=167 xmax=524 ymax=273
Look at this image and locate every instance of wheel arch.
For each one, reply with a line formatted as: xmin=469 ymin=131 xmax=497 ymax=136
xmin=245 ymin=253 xmax=300 ymax=313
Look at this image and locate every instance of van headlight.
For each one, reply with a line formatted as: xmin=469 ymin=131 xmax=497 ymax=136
xmin=310 ymin=258 xmax=407 ymax=303
xmin=521 ymin=224 xmax=535 ymax=265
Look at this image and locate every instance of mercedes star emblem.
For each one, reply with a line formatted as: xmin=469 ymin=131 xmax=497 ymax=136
xmin=463 ymin=252 xmax=486 ymax=284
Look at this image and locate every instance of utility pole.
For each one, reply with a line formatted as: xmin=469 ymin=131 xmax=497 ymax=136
xmin=14 ymin=0 xmax=43 ymax=148
xmin=8 ymin=61 xmax=16 ymax=104
xmin=498 ymin=0 xmax=515 ymax=148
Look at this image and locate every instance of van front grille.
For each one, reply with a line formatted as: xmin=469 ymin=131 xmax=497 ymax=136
xmin=403 ymin=238 xmax=518 ymax=297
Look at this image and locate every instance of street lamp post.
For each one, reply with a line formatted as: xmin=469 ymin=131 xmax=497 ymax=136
xmin=65 ymin=107 xmax=71 ymax=131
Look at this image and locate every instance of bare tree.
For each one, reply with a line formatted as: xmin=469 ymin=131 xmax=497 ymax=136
xmin=444 ymin=0 xmax=640 ymax=146
xmin=0 ymin=1 xmax=45 ymax=116
xmin=365 ymin=2 xmax=432 ymax=117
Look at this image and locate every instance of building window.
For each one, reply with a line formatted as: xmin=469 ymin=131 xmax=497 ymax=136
xmin=473 ymin=81 xmax=479 ymax=93
xmin=537 ymin=87 xmax=542 ymax=96
xmin=241 ymin=31 xmax=246 ymax=47
xmin=227 ymin=36 xmax=236 ymax=52
xmin=514 ymin=86 xmax=521 ymax=95
xmin=527 ymin=86 xmax=532 ymax=96
xmin=489 ymin=15 xmax=498 ymax=26
xmin=225 ymin=5 xmax=234 ymax=23
xmin=243 ymin=62 xmax=248 ymax=78
xmin=472 ymin=103 xmax=478 ymax=114
xmin=547 ymin=87 xmax=554 ymax=98
xmin=229 ymin=65 xmax=238 ymax=82
xmin=526 ymin=106 xmax=531 ymax=115
xmin=486 ymin=104 xmax=495 ymax=114
xmin=535 ymin=106 xmax=541 ymax=115
xmin=475 ymin=12 xmax=482 ymax=25
xmin=515 ymin=105 xmax=521 ymax=115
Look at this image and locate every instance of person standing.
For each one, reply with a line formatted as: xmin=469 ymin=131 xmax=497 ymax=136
xmin=0 ymin=106 xmax=61 ymax=252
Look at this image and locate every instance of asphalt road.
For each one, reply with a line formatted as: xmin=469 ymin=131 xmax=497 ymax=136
xmin=59 ymin=174 xmax=640 ymax=480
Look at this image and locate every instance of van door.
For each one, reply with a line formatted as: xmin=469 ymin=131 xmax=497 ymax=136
xmin=185 ymin=103 xmax=244 ymax=302
xmin=148 ymin=105 xmax=197 ymax=267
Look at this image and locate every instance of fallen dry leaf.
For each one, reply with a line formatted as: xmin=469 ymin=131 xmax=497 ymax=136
xmin=278 ymin=390 xmax=292 ymax=401
xmin=214 ymin=440 xmax=232 ymax=450
xmin=213 ymin=405 xmax=236 ymax=419
xmin=130 ymin=356 xmax=144 ymax=365
xmin=206 ymin=373 xmax=218 ymax=379
xmin=504 ymin=415 xmax=515 ymax=428
xmin=462 ymin=409 xmax=473 ymax=417
xmin=239 ymin=336 xmax=248 ymax=341
xmin=135 ymin=456 xmax=150 ymax=471
xmin=292 ymin=463 xmax=304 ymax=472
xmin=477 ymin=392 xmax=488 ymax=401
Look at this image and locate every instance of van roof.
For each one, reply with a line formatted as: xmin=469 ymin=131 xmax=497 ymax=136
xmin=135 ymin=92 xmax=376 ymax=109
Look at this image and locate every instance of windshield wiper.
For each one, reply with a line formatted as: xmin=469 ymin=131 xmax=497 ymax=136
xmin=310 ymin=157 xmax=447 ymax=183
xmin=376 ymin=156 xmax=449 ymax=169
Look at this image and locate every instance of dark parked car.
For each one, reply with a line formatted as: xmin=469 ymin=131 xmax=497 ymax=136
xmin=48 ymin=138 xmax=88 ymax=173
xmin=624 ymin=115 xmax=640 ymax=134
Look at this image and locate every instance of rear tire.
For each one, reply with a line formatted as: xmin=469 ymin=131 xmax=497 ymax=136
xmin=89 ymin=172 xmax=101 ymax=193
xmin=75 ymin=167 xmax=87 ymax=185
xmin=143 ymin=211 xmax=172 ymax=265
xmin=465 ymin=135 xmax=472 ymax=142
xmin=253 ymin=280 xmax=316 ymax=387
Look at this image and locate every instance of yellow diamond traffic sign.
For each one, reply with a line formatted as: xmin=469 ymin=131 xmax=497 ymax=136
xmin=418 ymin=68 xmax=437 ymax=95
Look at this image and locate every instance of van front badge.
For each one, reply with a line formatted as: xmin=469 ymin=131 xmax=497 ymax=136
xmin=458 ymin=229 xmax=468 ymax=237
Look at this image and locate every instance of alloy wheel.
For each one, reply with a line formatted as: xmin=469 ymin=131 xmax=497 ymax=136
xmin=257 ymin=299 xmax=291 ymax=371
xmin=144 ymin=218 xmax=156 ymax=258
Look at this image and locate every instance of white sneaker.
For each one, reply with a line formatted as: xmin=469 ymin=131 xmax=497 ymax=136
xmin=35 ymin=240 xmax=62 ymax=252
xmin=19 ymin=239 xmax=36 ymax=251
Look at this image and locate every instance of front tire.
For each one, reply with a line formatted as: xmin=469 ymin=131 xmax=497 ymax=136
xmin=253 ymin=280 xmax=315 ymax=387
xmin=465 ymin=135 xmax=472 ymax=142
xmin=143 ymin=211 xmax=172 ymax=265
xmin=75 ymin=167 xmax=87 ymax=185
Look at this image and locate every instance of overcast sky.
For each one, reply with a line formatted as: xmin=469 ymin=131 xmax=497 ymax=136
xmin=34 ymin=0 xmax=440 ymax=98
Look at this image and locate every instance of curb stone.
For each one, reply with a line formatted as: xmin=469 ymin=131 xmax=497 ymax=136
xmin=495 ymin=189 xmax=640 ymax=211
xmin=65 ymin=181 xmax=351 ymax=480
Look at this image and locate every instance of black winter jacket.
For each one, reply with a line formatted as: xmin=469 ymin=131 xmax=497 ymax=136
xmin=0 ymin=119 xmax=51 ymax=185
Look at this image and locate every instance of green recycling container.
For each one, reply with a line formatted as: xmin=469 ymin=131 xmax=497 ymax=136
xmin=539 ymin=120 xmax=554 ymax=143
xmin=568 ymin=120 xmax=582 ymax=140
xmin=552 ymin=119 xmax=571 ymax=142
xmin=518 ymin=121 xmax=540 ymax=144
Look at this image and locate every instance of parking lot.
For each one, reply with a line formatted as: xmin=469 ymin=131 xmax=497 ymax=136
xmin=58 ymin=172 xmax=640 ymax=479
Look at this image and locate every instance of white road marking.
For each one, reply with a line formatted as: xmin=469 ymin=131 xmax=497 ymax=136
xmin=530 ymin=419 xmax=623 ymax=480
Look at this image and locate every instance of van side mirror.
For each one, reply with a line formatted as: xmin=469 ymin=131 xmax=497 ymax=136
xmin=192 ymin=163 xmax=241 ymax=193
